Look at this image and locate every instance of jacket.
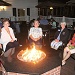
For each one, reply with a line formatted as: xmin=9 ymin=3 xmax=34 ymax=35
xmin=0 ymin=27 xmax=17 ymax=51
xmin=54 ymin=28 xmax=69 ymax=45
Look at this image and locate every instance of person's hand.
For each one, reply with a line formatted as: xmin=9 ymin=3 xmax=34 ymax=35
xmin=55 ymin=39 xmax=59 ymax=42
xmin=34 ymin=38 xmax=38 ymax=41
xmin=0 ymin=44 xmax=2 ymax=49
xmin=67 ymin=42 xmax=71 ymax=46
xmin=10 ymin=40 xmax=14 ymax=42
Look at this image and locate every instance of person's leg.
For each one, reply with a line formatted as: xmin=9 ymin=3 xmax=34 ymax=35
xmin=13 ymin=41 xmax=19 ymax=47
xmin=54 ymin=41 xmax=62 ymax=50
xmin=4 ymin=48 xmax=13 ymax=62
xmin=5 ymin=42 xmax=14 ymax=51
xmin=62 ymin=47 xmax=71 ymax=65
xmin=29 ymin=38 xmax=35 ymax=45
xmin=63 ymin=47 xmax=71 ymax=61
xmin=4 ymin=42 xmax=17 ymax=62
xmin=51 ymin=40 xmax=57 ymax=49
xmin=11 ymin=47 xmax=15 ymax=55
xmin=5 ymin=41 xmax=18 ymax=52
xmin=35 ymin=39 xmax=42 ymax=45
xmin=35 ymin=39 xmax=42 ymax=49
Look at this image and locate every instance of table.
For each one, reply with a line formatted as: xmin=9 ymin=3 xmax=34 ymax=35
xmin=3 ymin=47 xmax=61 ymax=75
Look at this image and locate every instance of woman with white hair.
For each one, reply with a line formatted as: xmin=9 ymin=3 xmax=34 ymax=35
xmin=51 ymin=22 xmax=69 ymax=50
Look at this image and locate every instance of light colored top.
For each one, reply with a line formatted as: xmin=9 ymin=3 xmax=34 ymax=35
xmin=57 ymin=29 xmax=63 ymax=40
xmin=29 ymin=27 xmax=42 ymax=38
xmin=0 ymin=27 xmax=17 ymax=51
xmin=40 ymin=19 xmax=48 ymax=25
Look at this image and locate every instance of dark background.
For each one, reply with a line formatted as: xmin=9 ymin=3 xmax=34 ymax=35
xmin=38 ymin=0 xmax=70 ymax=3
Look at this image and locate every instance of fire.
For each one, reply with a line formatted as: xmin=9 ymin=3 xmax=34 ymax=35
xmin=17 ymin=45 xmax=46 ymax=64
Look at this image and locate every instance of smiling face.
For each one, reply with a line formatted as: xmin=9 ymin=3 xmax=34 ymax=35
xmin=3 ymin=20 xmax=10 ymax=28
xmin=60 ymin=22 xmax=66 ymax=29
xmin=33 ymin=20 xmax=39 ymax=28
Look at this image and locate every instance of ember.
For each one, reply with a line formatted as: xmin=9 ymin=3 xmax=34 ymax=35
xmin=17 ymin=45 xmax=46 ymax=64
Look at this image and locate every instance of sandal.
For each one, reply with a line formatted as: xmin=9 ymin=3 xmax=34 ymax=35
xmin=62 ymin=60 xmax=66 ymax=66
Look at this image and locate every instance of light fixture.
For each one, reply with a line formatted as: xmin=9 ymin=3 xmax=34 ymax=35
xmin=50 ymin=7 xmax=53 ymax=10
xmin=23 ymin=9 xmax=25 ymax=10
xmin=0 ymin=6 xmax=6 ymax=11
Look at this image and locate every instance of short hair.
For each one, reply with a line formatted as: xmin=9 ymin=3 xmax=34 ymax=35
xmin=2 ymin=18 xmax=9 ymax=24
xmin=60 ymin=22 xmax=66 ymax=26
xmin=33 ymin=20 xmax=40 ymax=26
xmin=34 ymin=20 xmax=39 ymax=23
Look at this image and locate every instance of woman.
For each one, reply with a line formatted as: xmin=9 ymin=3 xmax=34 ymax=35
xmin=62 ymin=33 xmax=75 ymax=65
xmin=1 ymin=19 xmax=19 ymax=62
xmin=29 ymin=20 xmax=42 ymax=47
xmin=51 ymin=22 xmax=69 ymax=50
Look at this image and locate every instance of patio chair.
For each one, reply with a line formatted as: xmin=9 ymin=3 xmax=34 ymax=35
xmin=40 ymin=24 xmax=50 ymax=46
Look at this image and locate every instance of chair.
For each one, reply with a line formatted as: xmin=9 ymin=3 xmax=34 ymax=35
xmin=40 ymin=25 xmax=50 ymax=46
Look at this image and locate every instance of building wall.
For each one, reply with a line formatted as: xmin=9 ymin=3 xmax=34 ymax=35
xmin=0 ymin=0 xmax=38 ymax=21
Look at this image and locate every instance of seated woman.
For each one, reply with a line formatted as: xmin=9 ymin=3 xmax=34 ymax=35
xmin=29 ymin=20 xmax=42 ymax=48
xmin=62 ymin=33 xmax=75 ymax=65
xmin=50 ymin=22 xmax=69 ymax=50
xmin=1 ymin=19 xmax=19 ymax=62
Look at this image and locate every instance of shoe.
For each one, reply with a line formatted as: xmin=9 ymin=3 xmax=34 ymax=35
xmin=19 ymin=44 xmax=22 ymax=47
xmin=1 ymin=51 xmax=4 ymax=56
xmin=62 ymin=60 xmax=66 ymax=66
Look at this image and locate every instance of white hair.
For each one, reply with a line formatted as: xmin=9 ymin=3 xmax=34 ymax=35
xmin=60 ymin=22 xmax=66 ymax=26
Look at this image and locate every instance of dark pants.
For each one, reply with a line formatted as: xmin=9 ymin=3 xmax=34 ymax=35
xmin=29 ymin=38 xmax=42 ymax=45
xmin=5 ymin=40 xmax=19 ymax=52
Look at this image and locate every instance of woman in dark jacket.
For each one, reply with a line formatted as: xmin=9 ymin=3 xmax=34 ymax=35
xmin=51 ymin=22 xmax=69 ymax=50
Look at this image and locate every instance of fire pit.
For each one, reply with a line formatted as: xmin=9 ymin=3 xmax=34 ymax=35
xmin=17 ymin=45 xmax=46 ymax=64
xmin=4 ymin=46 xmax=61 ymax=75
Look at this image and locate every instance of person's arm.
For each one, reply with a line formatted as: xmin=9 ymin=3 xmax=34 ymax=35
xmin=10 ymin=27 xmax=17 ymax=41
xmin=55 ymin=39 xmax=59 ymax=42
xmin=54 ymin=29 xmax=60 ymax=39
xmin=60 ymin=29 xmax=69 ymax=44
xmin=29 ymin=27 xmax=36 ymax=41
xmin=36 ymin=28 xmax=42 ymax=41
xmin=29 ymin=35 xmax=37 ymax=41
xmin=67 ymin=42 xmax=71 ymax=46
xmin=0 ymin=44 xmax=2 ymax=49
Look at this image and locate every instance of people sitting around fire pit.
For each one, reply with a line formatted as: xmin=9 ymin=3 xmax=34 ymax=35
xmin=29 ymin=20 xmax=42 ymax=48
xmin=62 ymin=33 xmax=75 ymax=65
xmin=51 ymin=22 xmax=69 ymax=50
xmin=0 ymin=18 xmax=19 ymax=62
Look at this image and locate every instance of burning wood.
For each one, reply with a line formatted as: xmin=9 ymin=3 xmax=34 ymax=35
xmin=17 ymin=45 xmax=46 ymax=64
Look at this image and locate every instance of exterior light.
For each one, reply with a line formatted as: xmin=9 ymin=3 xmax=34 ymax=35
xmin=0 ymin=6 xmax=6 ymax=11
xmin=50 ymin=7 xmax=53 ymax=10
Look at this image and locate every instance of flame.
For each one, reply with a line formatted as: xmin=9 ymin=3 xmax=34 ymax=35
xmin=17 ymin=45 xmax=46 ymax=64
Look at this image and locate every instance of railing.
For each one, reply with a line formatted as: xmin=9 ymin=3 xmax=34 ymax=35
xmin=53 ymin=17 xmax=75 ymax=25
xmin=2 ymin=16 xmax=75 ymax=26
xmin=44 ymin=16 xmax=75 ymax=25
